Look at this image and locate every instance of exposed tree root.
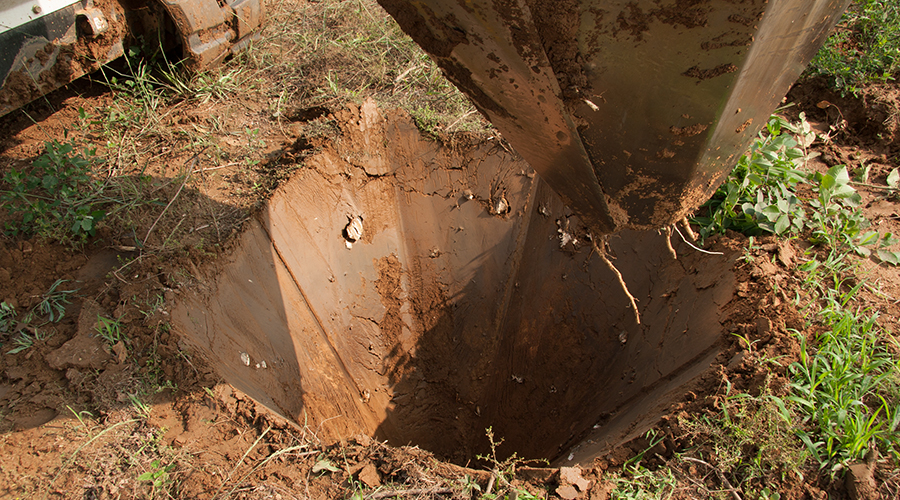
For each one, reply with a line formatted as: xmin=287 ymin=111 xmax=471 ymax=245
xmin=593 ymin=239 xmax=641 ymax=325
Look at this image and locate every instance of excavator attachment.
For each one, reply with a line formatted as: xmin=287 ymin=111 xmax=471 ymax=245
xmin=376 ymin=0 xmax=850 ymax=235
xmin=0 ymin=0 xmax=263 ymax=118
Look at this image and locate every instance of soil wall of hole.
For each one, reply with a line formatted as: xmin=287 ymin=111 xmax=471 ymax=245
xmin=171 ymin=101 xmax=737 ymax=465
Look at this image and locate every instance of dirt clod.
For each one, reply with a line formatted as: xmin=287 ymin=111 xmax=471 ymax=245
xmin=44 ymin=333 xmax=110 ymax=371
xmin=846 ymin=462 xmax=877 ymax=500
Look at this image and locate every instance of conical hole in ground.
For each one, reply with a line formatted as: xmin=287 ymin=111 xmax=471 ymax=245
xmin=171 ymin=101 xmax=737 ymax=465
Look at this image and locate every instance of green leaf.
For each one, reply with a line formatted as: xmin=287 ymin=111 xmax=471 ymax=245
xmin=879 ymin=232 xmax=898 ymax=247
xmin=775 ymin=213 xmax=790 ymax=234
xmin=858 ymin=231 xmax=879 ymax=246
xmin=138 ymin=470 xmax=157 ymax=481
xmin=312 ymin=459 xmax=341 ymax=473
xmin=876 ymin=249 xmax=900 ymax=266
xmin=888 ymin=168 xmax=899 ymax=189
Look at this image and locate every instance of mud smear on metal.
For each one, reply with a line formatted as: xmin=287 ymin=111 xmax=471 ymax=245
xmin=376 ymin=0 xmax=850 ymax=233
xmin=171 ymin=102 xmax=737 ymax=464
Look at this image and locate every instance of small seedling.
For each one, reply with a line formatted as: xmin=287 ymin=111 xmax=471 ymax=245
xmin=34 ymin=279 xmax=78 ymax=323
xmin=138 ymin=459 xmax=175 ymax=490
xmin=129 ymin=394 xmax=152 ymax=419
xmin=0 ymin=302 xmax=15 ymax=334
xmin=95 ymin=315 xmax=125 ymax=345
xmin=7 ymin=331 xmax=36 ymax=354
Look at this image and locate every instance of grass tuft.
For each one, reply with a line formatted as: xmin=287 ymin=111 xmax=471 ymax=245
xmin=808 ymin=0 xmax=900 ymax=96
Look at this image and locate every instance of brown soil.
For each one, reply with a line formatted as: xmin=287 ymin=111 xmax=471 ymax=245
xmin=1 ymin=8 xmax=900 ymax=500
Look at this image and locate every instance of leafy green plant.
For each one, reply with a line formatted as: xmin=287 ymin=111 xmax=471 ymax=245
xmin=0 ymin=302 xmax=15 ymax=334
xmin=138 ymin=458 xmax=175 ymax=491
xmin=788 ymin=302 xmax=900 ymax=468
xmin=32 ymin=279 xmax=78 ymax=323
xmin=693 ymin=114 xmax=813 ymax=240
xmin=807 ymin=0 xmax=900 ymax=95
xmin=694 ymin=114 xmax=900 ymax=265
xmin=806 ymin=165 xmax=900 ymax=262
xmin=95 ymin=315 xmax=125 ymax=345
xmin=0 ymin=140 xmax=107 ymax=245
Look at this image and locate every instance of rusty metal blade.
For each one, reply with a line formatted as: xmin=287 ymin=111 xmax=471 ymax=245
xmin=378 ymin=0 xmax=850 ymax=234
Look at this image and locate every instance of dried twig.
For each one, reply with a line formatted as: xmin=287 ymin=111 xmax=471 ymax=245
xmin=485 ymin=471 xmax=496 ymax=496
xmin=682 ymin=457 xmax=742 ymax=500
xmin=593 ymin=240 xmax=641 ymax=325
xmin=849 ymin=181 xmax=899 ymax=191
xmin=367 ymin=487 xmax=454 ymax=499
xmin=446 ymin=109 xmax=478 ymax=131
xmin=199 ymin=162 xmax=241 ymax=173
xmin=143 ymin=154 xmax=200 ymax=246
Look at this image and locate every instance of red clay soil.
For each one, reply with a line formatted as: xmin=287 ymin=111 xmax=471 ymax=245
xmin=0 ymin=75 xmax=898 ymax=499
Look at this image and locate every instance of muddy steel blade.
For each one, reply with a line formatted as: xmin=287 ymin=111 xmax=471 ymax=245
xmin=377 ymin=0 xmax=849 ymax=235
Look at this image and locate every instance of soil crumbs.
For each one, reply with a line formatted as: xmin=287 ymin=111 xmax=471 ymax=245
xmin=0 ymin=3 xmax=899 ymax=498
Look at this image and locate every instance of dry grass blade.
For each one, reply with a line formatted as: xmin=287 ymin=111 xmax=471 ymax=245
xmin=220 ymin=445 xmax=316 ymax=499
xmin=681 ymin=457 xmax=742 ymax=500
xmin=142 ymin=153 xmax=201 ymax=247
xmin=48 ymin=418 xmax=140 ymax=490
xmin=213 ymin=425 xmax=273 ymax=499
xmin=366 ymin=487 xmax=454 ymax=499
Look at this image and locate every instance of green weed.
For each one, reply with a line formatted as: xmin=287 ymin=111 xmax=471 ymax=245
xmin=694 ymin=113 xmax=900 ymax=265
xmin=138 ymin=458 xmax=176 ymax=491
xmin=1 ymin=140 xmax=107 ymax=245
xmin=0 ymin=302 xmax=15 ymax=334
xmin=788 ymin=303 xmax=900 ymax=468
xmin=2 ymin=280 xmax=77 ymax=354
xmin=693 ymin=114 xmax=815 ymax=240
xmin=807 ymin=165 xmax=899 ymax=261
xmin=95 ymin=315 xmax=125 ymax=345
xmin=251 ymin=0 xmax=484 ymax=135
xmin=611 ymin=431 xmax=677 ymax=500
xmin=6 ymin=331 xmax=38 ymax=354
xmin=32 ymin=279 xmax=78 ymax=323
xmin=681 ymin=380 xmax=807 ymax=484
xmin=808 ymin=0 xmax=900 ymax=95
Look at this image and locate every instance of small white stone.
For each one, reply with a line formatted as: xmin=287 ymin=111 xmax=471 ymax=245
xmin=345 ymin=215 xmax=364 ymax=242
xmin=491 ymin=194 xmax=509 ymax=215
